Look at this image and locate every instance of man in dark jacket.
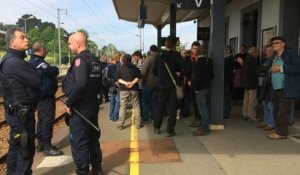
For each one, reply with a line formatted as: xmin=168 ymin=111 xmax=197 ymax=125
xmin=268 ymin=36 xmax=300 ymax=139
xmin=63 ymin=32 xmax=103 ymax=175
xmin=238 ymin=47 xmax=259 ymax=121
xmin=0 ymin=27 xmax=41 ymax=175
xmin=188 ymin=42 xmax=214 ymax=136
xmin=153 ymin=35 xmax=181 ymax=137
xmin=29 ymin=42 xmax=63 ymax=156
xmin=115 ymin=54 xmax=142 ymax=129
xmin=224 ymin=46 xmax=235 ymax=119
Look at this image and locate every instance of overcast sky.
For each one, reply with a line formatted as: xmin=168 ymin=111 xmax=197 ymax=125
xmin=1 ymin=0 xmax=197 ymax=54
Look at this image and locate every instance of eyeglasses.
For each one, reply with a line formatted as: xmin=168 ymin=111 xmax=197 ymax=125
xmin=271 ymin=41 xmax=283 ymax=45
xmin=183 ymin=53 xmax=187 ymax=54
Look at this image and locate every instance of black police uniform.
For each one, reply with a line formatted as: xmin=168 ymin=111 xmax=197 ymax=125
xmin=62 ymin=50 xmax=103 ymax=175
xmin=0 ymin=48 xmax=41 ymax=175
xmin=29 ymin=55 xmax=62 ymax=155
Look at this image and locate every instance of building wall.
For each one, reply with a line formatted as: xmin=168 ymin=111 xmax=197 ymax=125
xmin=199 ymin=0 xmax=282 ymax=51
xmin=261 ymin=0 xmax=280 ymax=35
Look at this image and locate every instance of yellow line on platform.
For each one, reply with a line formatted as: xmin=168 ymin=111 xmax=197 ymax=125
xmin=129 ymin=109 xmax=139 ymax=175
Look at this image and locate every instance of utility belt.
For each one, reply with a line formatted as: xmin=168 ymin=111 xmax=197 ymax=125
xmin=4 ymin=102 xmax=33 ymax=159
xmin=4 ymin=102 xmax=32 ymax=117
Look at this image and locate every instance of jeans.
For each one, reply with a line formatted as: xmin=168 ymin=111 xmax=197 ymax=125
xmin=142 ymin=85 xmax=158 ymax=122
xmin=262 ymin=101 xmax=274 ymax=127
xmin=109 ymin=89 xmax=120 ymax=121
xmin=195 ymin=89 xmax=210 ymax=131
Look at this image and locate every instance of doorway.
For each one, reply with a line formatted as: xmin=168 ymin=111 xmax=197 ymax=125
xmin=240 ymin=1 xmax=262 ymax=50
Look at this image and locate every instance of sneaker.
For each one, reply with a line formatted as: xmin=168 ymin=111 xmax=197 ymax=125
xmin=43 ymin=146 xmax=63 ymax=156
xmin=166 ymin=131 xmax=176 ymax=137
xmin=110 ymin=120 xmax=118 ymax=123
xmin=263 ymin=125 xmax=274 ymax=131
xmin=154 ymin=128 xmax=161 ymax=134
xmin=116 ymin=125 xmax=124 ymax=130
xmin=268 ymin=133 xmax=287 ymax=140
xmin=192 ymin=128 xmax=208 ymax=136
xmin=137 ymin=123 xmax=144 ymax=129
xmin=247 ymin=117 xmax=261 ymax=122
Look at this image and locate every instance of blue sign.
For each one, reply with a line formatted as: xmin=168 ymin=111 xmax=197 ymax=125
xmin=176 ymin=0 xmax=210 ymax=9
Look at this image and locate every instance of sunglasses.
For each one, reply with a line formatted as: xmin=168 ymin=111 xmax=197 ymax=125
xmin=271 ymin=41 xmax=283 ymax=45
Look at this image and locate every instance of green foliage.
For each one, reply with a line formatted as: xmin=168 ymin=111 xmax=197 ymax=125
xmin=0 ymin=14 xmax=120 ymax=63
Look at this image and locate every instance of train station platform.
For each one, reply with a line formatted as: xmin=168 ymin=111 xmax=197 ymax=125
xmin=32 ymin=103 xmax=300 ymax=175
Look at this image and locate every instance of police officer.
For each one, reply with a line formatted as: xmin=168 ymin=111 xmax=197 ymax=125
xmin=62 ymin=32 xmax=103 ymax=175
xmin=28 ymin=42 xmax=63 ymax=156
xmin=0 ymin=28 xmax=41 ymax=175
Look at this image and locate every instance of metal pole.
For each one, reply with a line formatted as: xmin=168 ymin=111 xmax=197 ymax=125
xmin=139 ymin=28 xmax=142 ymax=52
xmin=57 ymin=9 xmax=61 ymax=73
xmin=57 ymin=8 xmax=68 ymax=74
xmin=24 ymin=19 xmax=27 ymax=35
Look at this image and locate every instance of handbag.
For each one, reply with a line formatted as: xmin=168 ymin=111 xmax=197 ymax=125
xmin=164 ymin=62 xmax=184 ymax=99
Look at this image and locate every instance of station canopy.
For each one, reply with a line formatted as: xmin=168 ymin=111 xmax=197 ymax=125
xmin=112 ymin=0 xmax=209 ymax=28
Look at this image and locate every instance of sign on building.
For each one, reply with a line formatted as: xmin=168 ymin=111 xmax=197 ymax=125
xmin=176 ymin=0 xmax=210 ymax=9
xmin=197 ymin=27 xmax=210 ymax=40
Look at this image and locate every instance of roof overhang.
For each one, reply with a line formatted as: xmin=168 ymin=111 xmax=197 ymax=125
xmin=112 ymin=0 xmax=209 ymax=28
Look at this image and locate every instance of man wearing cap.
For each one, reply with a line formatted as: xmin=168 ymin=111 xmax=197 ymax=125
xmin=268 ymin=36 xmax=300 ymax=140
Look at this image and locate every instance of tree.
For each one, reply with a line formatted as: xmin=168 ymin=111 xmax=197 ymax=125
xmin=16 ymin=14 xmax=42 ymax=32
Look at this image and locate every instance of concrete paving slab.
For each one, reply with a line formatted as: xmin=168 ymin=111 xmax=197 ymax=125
xmin=32 ymin=102 xmax=300 ymax=175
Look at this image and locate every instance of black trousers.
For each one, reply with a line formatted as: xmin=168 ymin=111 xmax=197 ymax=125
xmin=273 ymin=90 xmax=294 ymax=136
xmin=6 ymin=108 xmax=35 ymax=175
xmin=37 ymin=97 xmax=56 ymax=148
xmin=69 ymin=101 xmax=102 ymax=175
xmin=224 ymin=83 xmax=232 ymax=118
xmin=154 ymin=87 xmax=178 ymax=133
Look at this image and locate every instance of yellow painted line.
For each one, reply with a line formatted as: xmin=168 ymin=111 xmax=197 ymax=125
xmin=129 ymin=109 xmax=139 ymax=175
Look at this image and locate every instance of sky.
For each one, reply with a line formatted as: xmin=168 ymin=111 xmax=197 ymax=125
xmin=0 ymin=0 xmax=197 ymax=54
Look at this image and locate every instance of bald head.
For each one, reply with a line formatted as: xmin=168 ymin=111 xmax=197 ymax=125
xmin=180 ymin=49 xmax=187 ymax=58
xmin=68 ymin=32 xmax=87 ymax=54
xmin=32 ymin=41 xmax=47 ymax=57
xmin=247 ymin=47 xmax=259 ymax=58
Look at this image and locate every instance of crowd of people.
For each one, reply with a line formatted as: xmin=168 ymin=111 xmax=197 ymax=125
xmin=1 ymin=27 xmax=300 ymax=175
xmin=100 ymin=35 xmax=300 ymax=140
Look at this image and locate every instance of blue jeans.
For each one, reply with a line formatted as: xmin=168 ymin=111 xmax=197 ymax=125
xmin=109 ymin=89 xmax=120 ymax=121
xmin=195 ymin=89 xmax=210 ymax=131
xmin=263 ymin=101 xmax=274 ymax=127
xmin=142 ymin=85 xmax=158 ymax=122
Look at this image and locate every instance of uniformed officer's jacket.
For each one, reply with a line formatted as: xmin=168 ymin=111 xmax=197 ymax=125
xmin=0 ymin=48 xmax=42 ymax=105
xmin=29 ymin=55 xmax=59 ymax=99
xmin=62 ymin=50 xmax=102 ymax=107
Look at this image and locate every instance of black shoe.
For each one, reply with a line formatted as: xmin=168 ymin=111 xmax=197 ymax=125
xmin=154 ymin=128 xmax=161 ymax=134
xmin=166 ymin=131 xmax=176 ymax=137
xmin=36 ymin=139 xmax=44 ymax=152
xmin=43 ymin=147 xmax=64 ymax=156
xmin=137 ymin=123 xmax=144 ymax=129
xmin=90 ymin=165 xmax=103 ymax=175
